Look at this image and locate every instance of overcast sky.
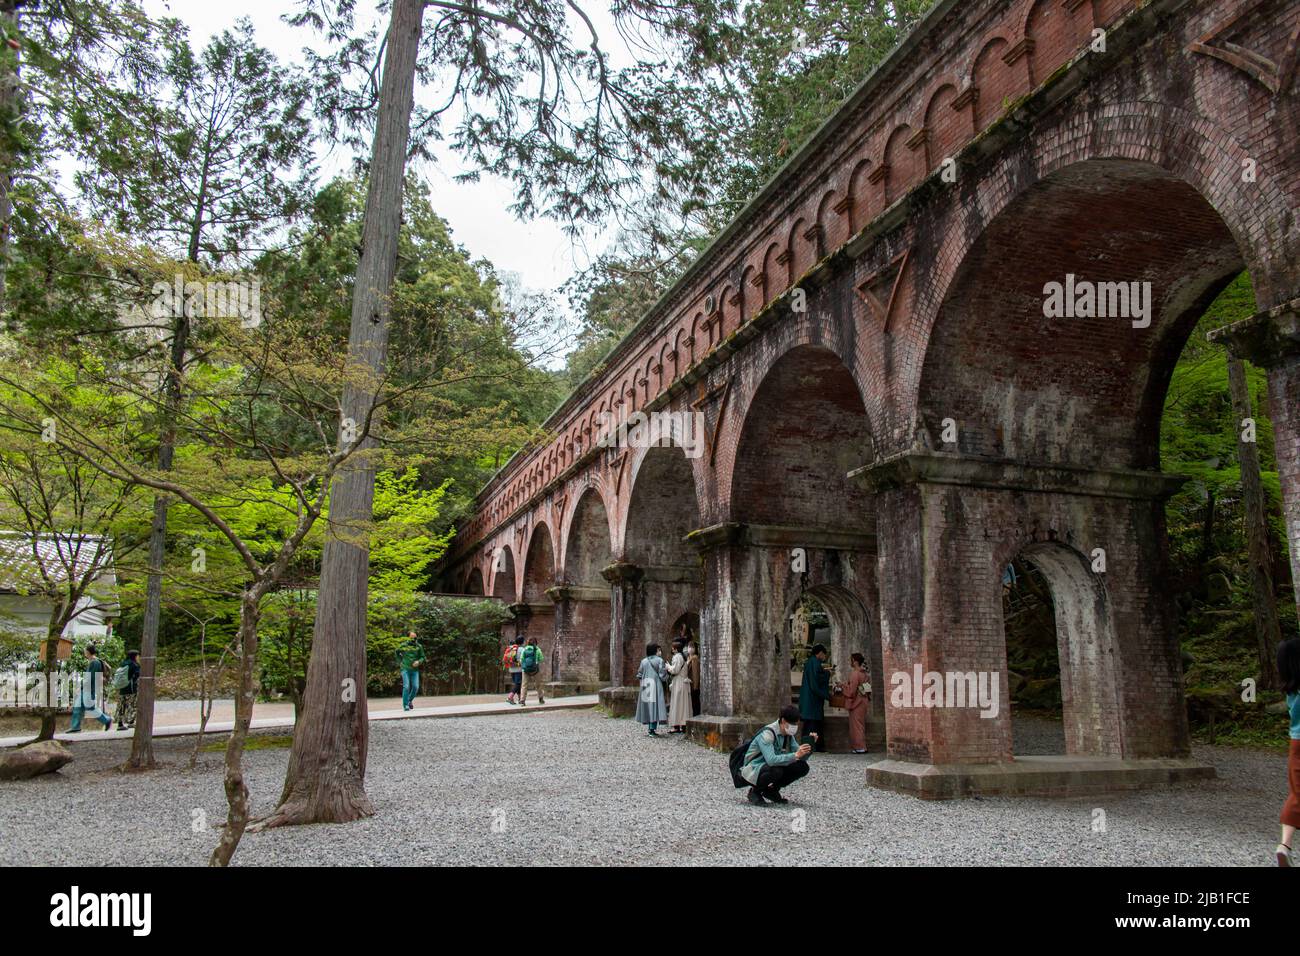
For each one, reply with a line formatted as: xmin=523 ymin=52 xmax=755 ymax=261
xmin=142 ymin=0 xmax=635 ymax=345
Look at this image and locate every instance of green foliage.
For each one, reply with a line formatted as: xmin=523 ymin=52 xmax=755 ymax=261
xmin=410 ymin=597 xmax=513 ymax=691
xmin=69 ymin=631 xmax=125 ymax=674
xmin=259 ymin=591 xmax=511 ymax=699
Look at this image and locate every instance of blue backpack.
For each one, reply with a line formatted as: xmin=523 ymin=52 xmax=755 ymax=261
xmin=521 ymin=644 xmax=540 ymax=674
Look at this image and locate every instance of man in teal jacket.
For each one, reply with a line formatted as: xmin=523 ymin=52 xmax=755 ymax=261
xmin=741 ymin=704 xmax=812 ymax=805
xmin=798 ymin=643 xmax=831 ymax=752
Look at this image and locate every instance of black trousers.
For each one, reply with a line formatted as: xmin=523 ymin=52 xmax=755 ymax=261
xmin=755 ymin=759 xmax=809 ymax=793
xmin=800 ymin=718 xmax=826 ymax=752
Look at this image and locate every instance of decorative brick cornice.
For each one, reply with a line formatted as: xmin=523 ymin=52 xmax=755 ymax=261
xmin=1002 ymin=36 xmax=1034 ymax=66
xmin=850 ymin=452 xmax=1188 ymax=500
xmin=1207 ymin=298 xmax=1300 ymax=369
xmin=951 ymin=86 xmax=978 ymax=110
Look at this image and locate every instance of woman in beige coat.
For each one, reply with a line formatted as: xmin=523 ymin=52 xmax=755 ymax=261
xmin=666 ymin=638 xmax=692 ymax=733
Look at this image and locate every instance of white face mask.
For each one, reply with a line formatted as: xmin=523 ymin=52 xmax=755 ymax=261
xmin=781 ymin=722 xmax=797 ymax=737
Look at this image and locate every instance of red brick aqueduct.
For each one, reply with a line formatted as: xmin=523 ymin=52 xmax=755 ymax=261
xmin=437 ymin=0 xmax=1300 ymax=795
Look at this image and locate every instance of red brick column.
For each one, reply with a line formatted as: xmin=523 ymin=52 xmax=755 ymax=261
xmin=859 ymin=452 xmax=1191 ymax=765
xmin=546 ymin=585 xmax=611 ymax=690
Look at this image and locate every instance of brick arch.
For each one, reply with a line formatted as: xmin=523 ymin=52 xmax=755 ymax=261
xmin=788 ymin=215 xmax=815 ymax=280
xmin=915 ymin=157 xmax=1247 ymax=473
xmin=688 ymin=312 xmax=704 ymax=362
xmin=737 ymin=266 xmax=758 ymax=323
xmin=562 ymin=485 xmax=615 ymax=586
xmin=761 ymin=241 xmax=785 ymax=300
xmin=922 ymin=80 xmax=962 ymax=170
xmin=845 ymin=158 xmax=874 ymax=232
xmin=620 ymin=432 xmax=704 ymax=560
xmin=719 ymin=282 xmax=741 ymax=339
xmin=522 ymin=520 xmax=556 ymax=603
xmin=882 ymin=124 xmax=916 ymax=205
xmin=990 ymin=535 xmax=1124 ymax=758
xmin=463 ymin=566 xmax=485 ymax=596
xmin=903 ymin=100 xmax=1293 ymax=408
xmin=970 ymin=34 xmax=1018 ymax=130
xmin=490 ymin=542 xmax=517 ymax=602
xmin=726 ymin=342 xmax=875 ymax=530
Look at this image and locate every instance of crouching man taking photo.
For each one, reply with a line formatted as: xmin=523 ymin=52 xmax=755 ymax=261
xmin=739 ymin=704 xmax=812 ymax=805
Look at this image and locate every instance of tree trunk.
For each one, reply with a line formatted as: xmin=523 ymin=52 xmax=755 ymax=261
xmin=260 ymin=0 xmax=424 ymax=828
xmin=128 ymin=309 xmax=189 ymax=770
xmin=1199 ymin=488 xmax=1216 ymax=563
xmin=209 ymin=589 xmax=263 ymax=866
xmin=29 ymin=608 xmax=66 ymax=744
xmin=0 ymin=0 xmax=20 ymax=315
xmin=1227 ymin=355 xmax=1283 ymax=690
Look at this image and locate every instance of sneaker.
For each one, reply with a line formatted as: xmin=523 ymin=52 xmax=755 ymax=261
xmin=747 ymin=788 xmax=768 ymax=806
xmin=764 ymin=790 xmax=788 ymax=804
xmin=539 ymin=698 xmax=546 ymax=704
xmin=103 ymin=720 xmax=111 ymax=732
xmin=1278 ymin=844 xmax=1293 ymax=867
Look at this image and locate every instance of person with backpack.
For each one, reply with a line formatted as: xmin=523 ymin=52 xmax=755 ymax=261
xmin=732 ymin=704 xmax=811 ymax=805
xmin=1277 ymin=637 xmax=1300 ymax=866
xmin=503 ymin=635 xmax=525 ymax=704
xmin=634 ymin=643 xmax=668 ymax=736
xmin=517 ymin=636 xmax=545 ymax=706
xmin=112 ymin=649 xmax=141 ymax=730
xmin=395 ymin=631 xmax=425 ymax=711
xmin=68 ymin=644 xmax=111 ymax=733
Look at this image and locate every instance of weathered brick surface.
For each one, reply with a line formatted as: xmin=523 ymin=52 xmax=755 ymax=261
xmin=440 ymin=0 xmax=1300 ymax=767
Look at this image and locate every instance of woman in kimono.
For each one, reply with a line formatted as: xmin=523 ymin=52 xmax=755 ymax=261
xmin=635 ymin=643 xmax=668 ymax=736
xmin=666 ymin=638 xmax=692 ymax=734
xmin=843 ymin=652 xmax=871 ymax=754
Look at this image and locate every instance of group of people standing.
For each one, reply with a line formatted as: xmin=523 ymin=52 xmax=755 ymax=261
xmin=503 ymin=635 xmax=546 ymax=706
xmin=634 ymin=636 xmax=699 ymax=736
xmin=798 ymin=644 xmax=872 ymax=754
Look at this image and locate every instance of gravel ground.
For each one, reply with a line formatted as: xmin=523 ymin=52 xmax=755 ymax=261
xmin=0 ymin=710 xmax=1288 ymax=866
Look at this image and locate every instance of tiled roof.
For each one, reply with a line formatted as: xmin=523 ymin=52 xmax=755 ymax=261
xmin=0 ymin=533 xmax=115 ymax=594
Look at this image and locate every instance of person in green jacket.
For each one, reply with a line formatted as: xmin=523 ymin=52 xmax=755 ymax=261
xmin=518 ymin=636 xmax=546 ymax=706
xmin=798 ymin=643 xmax=831 ymax=752
xmin=396 ymin=631 xmax=425 ymax=711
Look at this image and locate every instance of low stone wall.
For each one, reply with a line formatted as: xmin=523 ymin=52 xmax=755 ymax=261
xmin=597 ymin=685 xmax=639 ymax=717
xmin=686 ymin=711 xmax=886 ymax=753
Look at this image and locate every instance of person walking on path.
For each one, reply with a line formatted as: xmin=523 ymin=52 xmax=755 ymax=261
xmin=739 ymin=704 xmax=812 ymax=805
xmin=518 ymin=636 xmax=546 ymax=706
xmin=687 ymin=640 xmax=701 ymax=717
xmin=635 ymin=643 xmax=668 ymax=736
xmin=666 ymin=638 xmax=691 ymax=733
xmin=1277 ymin=637 xmax=1300 ymax=866
xmin=798 ymin=643 xmax=831 ymax=752
xmin=503 ymin=635 xmax=525 ymax=704
xmin=113 ymin=649 xmax=141 ymax=730
xmin=843 ymin=652 xmax=870 ymax=753
xmin=396 ymin=631 xmax=425 ymax=711
xmin=69 ymin=644 xmax=111 ymax=733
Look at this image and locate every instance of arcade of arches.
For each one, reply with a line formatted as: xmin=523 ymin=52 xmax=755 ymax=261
xmin=440 ymin=0 xmax=1300 ymax=796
